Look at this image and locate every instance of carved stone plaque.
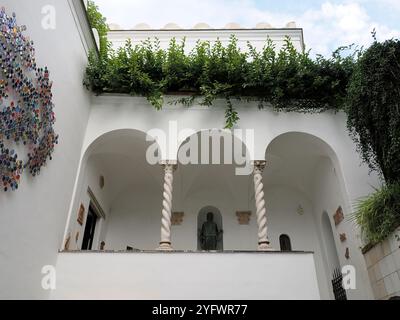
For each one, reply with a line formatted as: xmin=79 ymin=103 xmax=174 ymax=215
xmin=236 ymin=211 xmax=252 ymax=225
xmin=77 ymin=204 xmax=85 ymax=226
xmin=172 ymin=212 xmax=184 ymax=226
xmin=333 ymin=206 xmax=344 ymax=226
xmin=64 ymin=233 xmax=71 ymax=251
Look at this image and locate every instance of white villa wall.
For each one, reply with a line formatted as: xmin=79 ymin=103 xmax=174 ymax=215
xmin=0 ymin=0 xmax=94 ymax=299
xmin=52 ymin=252 xmax=321 ymax=300
xmin=108 ymin=28 xmax=304 ymax=53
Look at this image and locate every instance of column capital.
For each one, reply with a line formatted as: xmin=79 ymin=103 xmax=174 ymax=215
xmin=160 ymin=160 xmax=178 ymax=172
xmin=252 ymin=160 xmax=267 ymax=173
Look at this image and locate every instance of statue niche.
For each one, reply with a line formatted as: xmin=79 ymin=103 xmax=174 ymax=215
xmin=197 ymin=207 xmax=223 ymax=251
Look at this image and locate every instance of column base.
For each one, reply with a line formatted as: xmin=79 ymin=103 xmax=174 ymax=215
xmin=258 ymin=241 xmax=274 ymax=251
xmin=158 ymin=242 xmax=173 ymax=251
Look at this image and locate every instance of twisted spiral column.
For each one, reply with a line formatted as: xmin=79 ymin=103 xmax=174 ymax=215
xmin=253 ymin=160 xmax=272 ymax=251
xmin=158 ymin=161 xmax=177 ymax=250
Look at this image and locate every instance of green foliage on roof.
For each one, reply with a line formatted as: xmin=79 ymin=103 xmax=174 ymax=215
xmin=84 ymin=35 xmax=356 ymax=129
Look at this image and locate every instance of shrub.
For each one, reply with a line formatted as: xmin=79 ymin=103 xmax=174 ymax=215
xmin=353 ymin=182 xmax=400 ymax=245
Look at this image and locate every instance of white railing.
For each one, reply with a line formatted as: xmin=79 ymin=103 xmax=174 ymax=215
xmin=52 ymin=251 xmax=320 ymax=300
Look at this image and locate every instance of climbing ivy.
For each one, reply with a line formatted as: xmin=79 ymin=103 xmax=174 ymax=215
xmin=84 ymin=35 xmax=357 ymax=128
xmin=84 ymin=4 xmax=356 ymax=128
xmin=347 ymin=38 xmax=400 ymax=245
xmin=86 ymin=0 xmax=109 ymax=56
xmin=346 ymin=38 xmax=400 ymax=184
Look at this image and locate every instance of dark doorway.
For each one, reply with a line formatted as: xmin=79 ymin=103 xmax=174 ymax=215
xmin=279 ymin=234 xmax=292 ymax=251
xmin=81 ymin=204 xmax=98 ymax=250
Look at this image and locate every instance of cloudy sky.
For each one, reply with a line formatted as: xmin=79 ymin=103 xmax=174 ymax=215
xmin=93 ymin=0 xmax=400 ymax=56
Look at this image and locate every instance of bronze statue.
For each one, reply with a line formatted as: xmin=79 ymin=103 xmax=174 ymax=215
xmin=200 ymin=212 xmax=222 ymax=250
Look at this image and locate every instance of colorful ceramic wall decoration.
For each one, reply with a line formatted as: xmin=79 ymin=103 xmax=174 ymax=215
xmin=0 ymin=8 xmax=58 ymax=192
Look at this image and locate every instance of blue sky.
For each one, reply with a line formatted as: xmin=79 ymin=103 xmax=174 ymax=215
xmin=254 ymin=0 xmax=400 ymax=30
xmin=94 ymin=0 xmax=400 ymax=56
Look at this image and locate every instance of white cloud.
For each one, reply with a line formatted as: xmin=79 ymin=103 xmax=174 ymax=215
xmin=379 ymin=0 xmax=400 ymax=11
xmin=94 ymin=0 xmax=400 ymax=55
xmin=297 ymin=2 xmax=400 ymax=55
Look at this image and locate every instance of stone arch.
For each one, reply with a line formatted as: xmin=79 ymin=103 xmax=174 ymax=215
xmin=62 ymin=128 xmax=163 ymax=249
xmin=175 ymin=129 xmax=254 ymax=207
xmin=265 ymin=132 xmax=340 ymax=169
xmin=177 ymin=129 xmax=254 ymax=166
xmin=264 ymin=131 xmax=350 ymax=209
xmin=83 ymin=128 xmax=163 ymax=163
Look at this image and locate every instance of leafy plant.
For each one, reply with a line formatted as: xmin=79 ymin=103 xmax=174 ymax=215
xmin=353 ymin=183 xmax=400 ymax=245
xmin=346 ymin=39 xmax=400 ymax=184
xmin=83 ymin=3 xmax=358 ymax=128
xmin=86 ymin=0 xmax=110 ymax=56
xmin=84 ymin=35 xmax=357 ymax=128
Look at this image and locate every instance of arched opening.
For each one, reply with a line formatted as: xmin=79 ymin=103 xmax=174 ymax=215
xmin=264 ymin=131 xmax=349 ymax=300
xmin=173 ymin=130 xmax=255 ymax=251
xmin=279 ymin=234 xmax=292 ymax=251
xmin=197 ymin=206 xmax=223 ymax=251
xmin=64 ymin=129 xmax=163 ymax=251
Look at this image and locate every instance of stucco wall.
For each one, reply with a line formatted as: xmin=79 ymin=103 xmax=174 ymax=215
xmin=51 ymin=252 xmax=321 ymax=300
xmin=108 ymin=28 xmax=304 ymax=54
xmin=0 ymin=0 xmax=93 ymax=299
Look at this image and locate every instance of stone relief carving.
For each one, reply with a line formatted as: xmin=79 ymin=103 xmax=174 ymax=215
xmin=236 ymin=211 xmax=252 ymax=225
xmin=171 ymin=212 xmax=184 ymax=226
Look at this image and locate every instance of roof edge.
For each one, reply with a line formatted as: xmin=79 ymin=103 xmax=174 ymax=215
xmin=69 ymin=0 xmax=99 ymax=55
